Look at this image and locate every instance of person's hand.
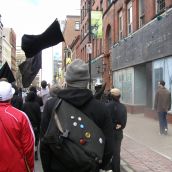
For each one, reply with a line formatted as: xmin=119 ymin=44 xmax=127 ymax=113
xmin=116 ymin=124 xmax=121 ymax=129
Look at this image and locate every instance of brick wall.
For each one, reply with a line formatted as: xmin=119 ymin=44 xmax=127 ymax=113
xmin=101 ymin=0 xmax=172 ymax=90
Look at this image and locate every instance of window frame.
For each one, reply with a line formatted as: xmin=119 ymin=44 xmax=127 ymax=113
xmin=127 ymin=1 xmax=133 ymax=35
xmin=75 ymin=21 xmax=80 ymax=31
xmin=156 ymin=0 xmax=165 ymax=14
xmin=118 ymin=10 xmax=123 ymax=40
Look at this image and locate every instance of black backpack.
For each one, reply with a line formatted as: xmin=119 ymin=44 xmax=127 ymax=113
xmin=43 ymin=99 xmax=105 ymax=172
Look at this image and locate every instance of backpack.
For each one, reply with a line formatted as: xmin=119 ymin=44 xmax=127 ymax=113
xmin=43 ymin=99 xmax=105 ymax=172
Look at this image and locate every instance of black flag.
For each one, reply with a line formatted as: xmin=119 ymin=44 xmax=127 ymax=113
xmin=19 ymin=52 xmax=42 ymax=88
xmin=21 ymin=18 xmax=65 ymax=58
xmin=19 ymin=18 xmax=65 ymax=88
xmin=0 ymin=62 xmax=15 ymax=83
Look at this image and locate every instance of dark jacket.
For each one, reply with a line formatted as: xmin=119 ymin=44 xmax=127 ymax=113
xmin=106 ymin=100 xmax=127 ymax=131
xmin=11 ymin=95 xmax=23 ymax=110
xmin=11 ymin=85 xmax=23 ymax=110
xmin=40 ymin=88 xmax=113 ymax=172
xmin=22 ymin=92 xmax=41 ymax=130
xmin=154 ymin=87 xmax=171 ymax=112
xmin=35 ymin=95 xmax=43 ymax=107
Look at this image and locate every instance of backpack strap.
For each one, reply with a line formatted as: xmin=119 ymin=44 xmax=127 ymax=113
xmin=52 ymin=98 xmax=63 ymax=112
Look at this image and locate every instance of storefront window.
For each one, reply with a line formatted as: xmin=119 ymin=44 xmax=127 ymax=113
xmin=113 ymin=67 xmax=134 ymax=104
xmin=152 ymin=57 xmax=172 ymax=111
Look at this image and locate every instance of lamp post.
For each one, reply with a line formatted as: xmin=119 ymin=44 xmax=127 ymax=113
xmin=88 ymin=0 xmax=92 ymax=90
xmin=64 ymin=48 xmax=67 ymax=72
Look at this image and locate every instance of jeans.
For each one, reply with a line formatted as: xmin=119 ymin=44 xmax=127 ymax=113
xmin=158 ymin=111 xmax=168 ymax=134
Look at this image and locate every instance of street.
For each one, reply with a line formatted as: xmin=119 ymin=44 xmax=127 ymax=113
xmin=35 ymin=158 xmax=43 ymax=172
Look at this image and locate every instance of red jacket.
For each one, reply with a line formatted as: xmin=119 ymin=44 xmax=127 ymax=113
xmin=0 ymin=102 xmax=35 ymax=172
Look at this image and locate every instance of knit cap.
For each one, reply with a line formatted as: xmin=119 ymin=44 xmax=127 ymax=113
xmin=65 ymin=59 xmax=89 ymax=88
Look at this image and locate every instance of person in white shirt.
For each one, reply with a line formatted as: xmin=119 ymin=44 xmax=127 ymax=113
xmin=37 ymin=80 xmax=50 ymax=112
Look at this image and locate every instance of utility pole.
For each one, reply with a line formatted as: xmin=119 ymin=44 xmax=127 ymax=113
xmin=64 ymin=48 xmax=67 ymax=72
xmin=88 ymin=0 xmax=92 ymax=90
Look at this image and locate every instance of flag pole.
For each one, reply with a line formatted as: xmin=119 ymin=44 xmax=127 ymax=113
xmin=88 ymin=0 xmax=92 ymax=90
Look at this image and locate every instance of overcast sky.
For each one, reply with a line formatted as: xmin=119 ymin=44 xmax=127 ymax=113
xmin=0 ymin=0 xmax=80 ymax=84
xmin=0 ymin=0 xmax=80 ymax=45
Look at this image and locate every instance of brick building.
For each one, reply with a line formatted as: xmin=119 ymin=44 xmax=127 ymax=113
xmin=61 ymin=1 xmax=172 ymax=120
xmin=62 ymin=16 xmax=80 ymax=68
xmin=77 ymin=0 xmax=172 ymax=120
xmin=8 ymin=28 xmax=16 ymax=77
xmin=61 ymin=15 xmax=80 ymax=86
xmin=101 ymin=0 xmax=172 ymax=121
xmin=2 ymin=28 xmax=16 ymax=80
xmin=80 ymin=0 xmax=105 ymax=90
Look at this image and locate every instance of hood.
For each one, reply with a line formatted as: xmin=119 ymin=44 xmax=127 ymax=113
xmin=58 ymin=88 xmax=93 ymax=107
xmin=26 ymin=91 xmax=36 ymax=102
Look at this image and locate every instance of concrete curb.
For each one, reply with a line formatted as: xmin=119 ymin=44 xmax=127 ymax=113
xmin=121 ymin=159 xmax=135 ymax=172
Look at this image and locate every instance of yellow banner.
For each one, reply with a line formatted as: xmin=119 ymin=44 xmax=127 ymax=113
xmin=91 ymin=11 xmax=103 ymax=38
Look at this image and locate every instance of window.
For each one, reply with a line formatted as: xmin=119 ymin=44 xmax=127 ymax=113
xmin=82 ymin=7 xmax=84 ymax=20
xmin=75 ymin=21 xmax=80 ymax=31
xmin=118 ymin=10 xmax=123 ymax=40
xmin=156 ymin=0 xmax=165 ymax=14
xmin=152 ymin=57 xmax=172 ymax=110
xmin=83 ymin=25 xmax=84 ymax=37
xmin=81 ymin=29 xmax=83 ymax=39
xmin=100 ymin=0 xmax=103 ymax=11
xmin=113 ymin=68 xmax=134 ymax=104
xmin=85 ymin=23 xmax=87 ymax=33
xmin=139 ymin=0 xmax=144 ymax=28
xmin=107 ymin=27 xmax=112 ymax=50
xmin=85 ymin=2 xmax=87 ymax=17
xmin=108 ymin=0 xmax=112 ymax=6
xmin=127 ymin=1 xmax=133 ymax=35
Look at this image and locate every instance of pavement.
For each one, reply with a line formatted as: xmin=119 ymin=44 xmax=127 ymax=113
xmin=121 ymin=113 xmax=172 ymax=172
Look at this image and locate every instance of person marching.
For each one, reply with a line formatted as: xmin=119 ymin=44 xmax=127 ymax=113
xmin=0 ymin=81 xmax=35 ymax=171
xmin=106 ymin=88 xmax=127 ymax=172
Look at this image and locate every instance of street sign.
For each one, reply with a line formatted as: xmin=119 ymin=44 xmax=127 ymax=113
xmin=86 ymin=43 xmax=92 ymax=54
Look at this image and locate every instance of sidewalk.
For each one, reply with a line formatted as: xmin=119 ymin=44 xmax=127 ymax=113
xmin=121 ymin=113 xmax=172 ymax=172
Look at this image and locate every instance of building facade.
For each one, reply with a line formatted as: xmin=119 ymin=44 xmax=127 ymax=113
xmin=16 ymin=46 xmax=26 ymax=87
xmin=102 ymin=0 xmax=172 ymax=119
xmin=3 ymin=28 xmax=16 ymax=77
xmin=80 ymin=0 xmax=105 ymax=90
xmin=76 ymin=0 xmax=172 ymax=120
xmin=1 ymin=32 xmax=12 ymax=68
xmin=62 ymin=15 xmax=80 ymax=85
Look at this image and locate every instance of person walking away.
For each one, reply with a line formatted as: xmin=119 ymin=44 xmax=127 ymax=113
xmin=106 ymin=88 xmax=127 ymax=172
xmin=29 ymin=86 xmax=43 ymax=107
xmin=94 ymin=82 xmax=106 ymax=101
xmin=37 ymin=80 xmax=50 ymax=113
xmin=40 ymin=59 xmax=113 ymax=172
xmin=154 ymin=80 xmax=171 ymax=135
xmin=11 ymin=83 xmax=23 ymax=110
xmin=48 ymin=83 xmax=62 ymax=98
xmin=22 ymin=91 xmax=41 ymax=160
xmin=0 ymin=81 xmax=34 ymax=171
